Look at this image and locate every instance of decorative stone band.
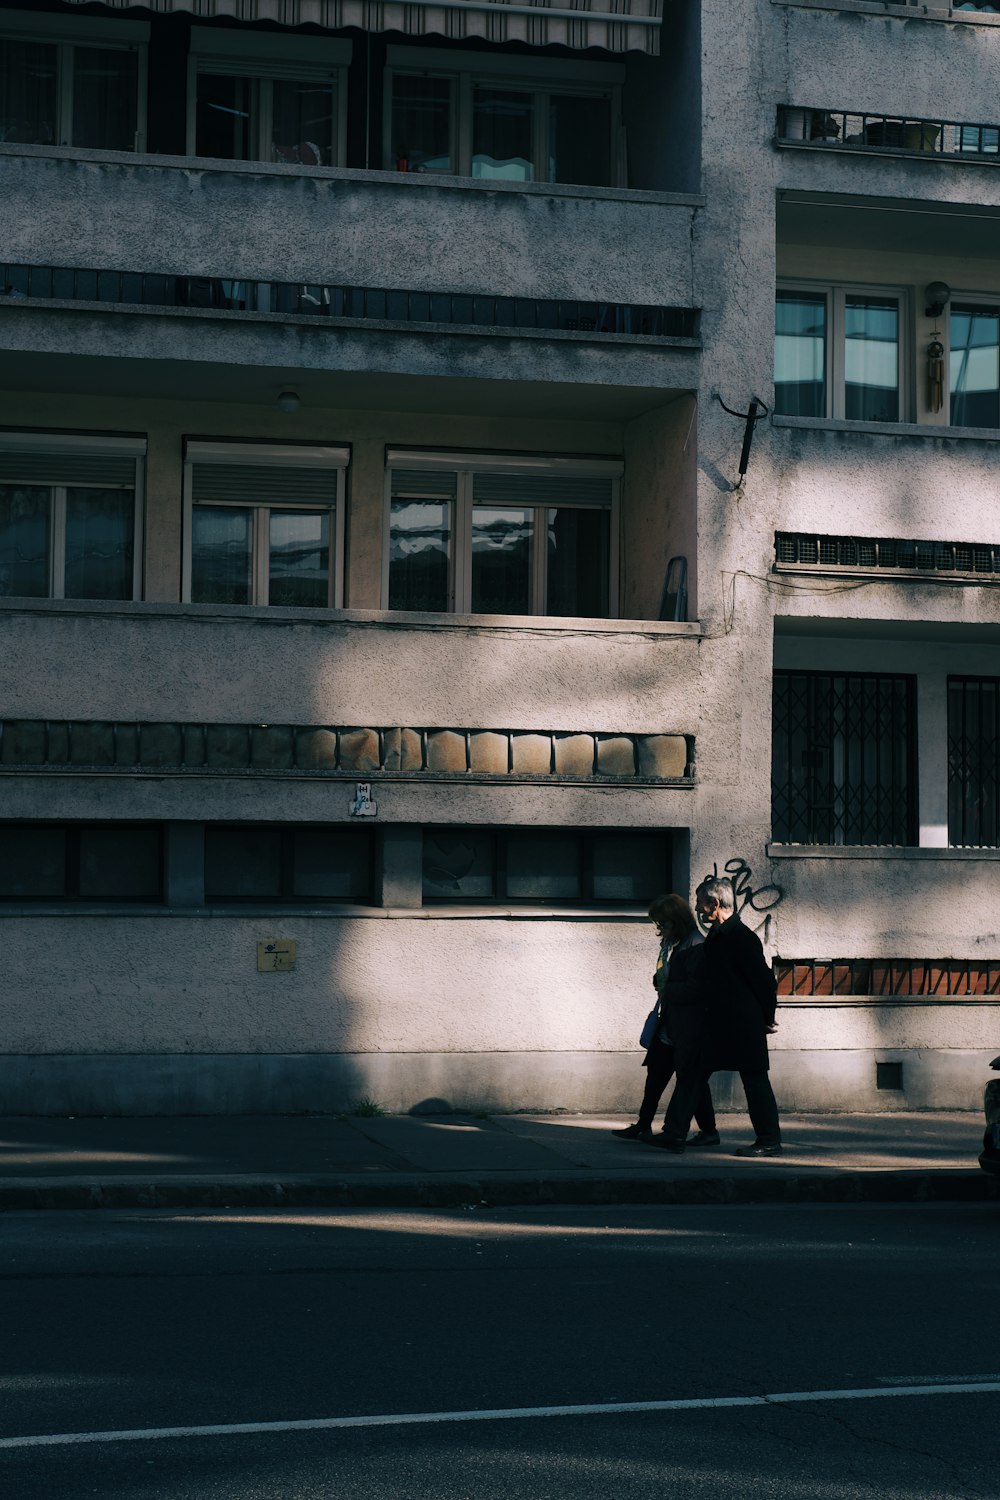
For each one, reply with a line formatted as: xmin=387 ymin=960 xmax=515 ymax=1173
xmin=0 ymin=720 xmax=691 ymax=782
xmin=776 ymin=958 xmax=1000 ymax=997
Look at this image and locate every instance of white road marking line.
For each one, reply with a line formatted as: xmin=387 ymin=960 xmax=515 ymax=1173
xmin=2 ymin=1381 xmax=999 ymax=1451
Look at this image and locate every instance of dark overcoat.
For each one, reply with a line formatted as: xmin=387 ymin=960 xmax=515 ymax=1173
xmin=649 ymin=931 xmax=708 ymax=1072
xmin=701 ymin=916 xmax=777 ymax=1074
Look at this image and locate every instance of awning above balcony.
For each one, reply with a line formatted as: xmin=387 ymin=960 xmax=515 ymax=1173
xmin=64 ymin=0 xmax=664 ymax=54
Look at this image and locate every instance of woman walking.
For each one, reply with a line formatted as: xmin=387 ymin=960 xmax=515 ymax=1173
xmin=612 ymin=893 xmax=718 ymax=1146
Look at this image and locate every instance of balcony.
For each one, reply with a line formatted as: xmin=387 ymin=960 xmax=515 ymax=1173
xmin=776 ymin=105 xmax=1000 ymax=162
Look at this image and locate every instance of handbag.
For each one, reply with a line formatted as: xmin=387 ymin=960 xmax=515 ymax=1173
xmin=639 ymin=1007 xmax=660 ymax=1049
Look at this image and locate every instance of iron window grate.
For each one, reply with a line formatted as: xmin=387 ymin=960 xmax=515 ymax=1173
xmin=948 ymin=676 xmax=1000 ymax=848
xmin=775 ymin=958 xmax=1000 ymax=997
xmin=775 ymin=532 xmax=1000 ymax=579
xmin=772 ymin=670 xmax=917 ymax=846
xmin=0 ymin=262 xmax=699 ymax=342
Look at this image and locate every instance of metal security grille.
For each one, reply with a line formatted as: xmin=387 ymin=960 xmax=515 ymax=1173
xmin=775 ymin=958 xmax=1000 ymax=997
xmin=775 ymin=532 xmax=1000 ymax=578
xmin=948 ymin=676 xmax=1000 ymax=847
xmin=772 ymin=671 xmax=916 ymax=845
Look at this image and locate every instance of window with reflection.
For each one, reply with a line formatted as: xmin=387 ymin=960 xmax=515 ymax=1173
xmin=0 ymin=439 xmax=142 ymax=601
xmin=385 ymin=453 xmax=619 ymax=618
xmin=950 ymin=304 xmax=1000 ymax=429
xmin=0 ymin=23 xmax=144 ymax=150
xmin=186 ymin=443 xmax=346 ymax=608
xmin=386 ymin=48 xmax=621 ymax=188
xmin=775 ymin=285 xmax=903 ymax=422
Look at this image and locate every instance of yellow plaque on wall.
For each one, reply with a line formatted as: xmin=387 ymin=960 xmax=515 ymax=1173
xmin=257 ymin=940 xmax=297 ymax=973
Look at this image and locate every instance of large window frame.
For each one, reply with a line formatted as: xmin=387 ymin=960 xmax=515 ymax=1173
xmin=384 ymin=45 xmax=624 ymax=187
xmin=383 ymin=450 xmax=622 ymax=619
xmin=775 ymin=281 xmax=909 ymax=423
xmin=0 ymin=432 xmax=145 ymax=602
xmin=182 ymin=441 xmax=348 ymax=609
xmin=186 ymin=26 xmax=350 ymax=168
xmin=0 ymin=9 xmax=148 ymax=152
xmin=948 ymin=298 xmax=1000 ymax=430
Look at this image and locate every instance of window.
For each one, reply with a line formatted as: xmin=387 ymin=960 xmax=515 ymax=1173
xmin=385 ymin=452 xmax=620 ymax=618
xmin=0 ymin=824 xmax=161 ymax=901
xmin=385 ymin=47 xmax=622 ymax=188
xmin=422 ymin=828 xmax=671 ymax=905
xmin=0 ymin=12 xmax=147 ymax=151
xmin=772 ymin=671 xmax=917 ymax=846
xmin=948 ymin=677 xmax=999 ymax=848
xmin=775 ymin=285 xmax=904 ymax=421
xmin=205 ymin=825 xmax=373 ymax=902
xmin=188 ymin=28 xmax=349 ymax=167
xmin=0 ymin=434 xmax=144 ymax=601
xmin=949 ymin=303 xmax=999 ymax=429
xmin=184 ymin=442 xmax=347 ymax=608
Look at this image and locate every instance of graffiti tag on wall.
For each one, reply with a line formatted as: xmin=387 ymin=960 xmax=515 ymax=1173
xmin=701 ymin=857 xmax=784 ymax=941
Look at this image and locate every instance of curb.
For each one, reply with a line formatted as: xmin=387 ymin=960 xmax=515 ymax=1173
xmin=1 ymin=1170 xmax=998 ymax=1211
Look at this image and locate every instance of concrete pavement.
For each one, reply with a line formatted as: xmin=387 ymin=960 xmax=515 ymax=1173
xmin=0 ymin=1110 xmax=995 ymax=1210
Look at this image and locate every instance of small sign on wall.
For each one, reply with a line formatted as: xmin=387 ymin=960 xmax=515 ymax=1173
xmin=257 ymin=940 xmax=297 ymax=973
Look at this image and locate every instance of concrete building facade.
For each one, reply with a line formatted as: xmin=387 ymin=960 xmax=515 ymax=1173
xmin=0 ymin=0 xmax=997 ymax=1114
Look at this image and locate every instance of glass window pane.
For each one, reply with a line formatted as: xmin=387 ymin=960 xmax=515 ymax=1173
xmin=64 ymin=488 xmax=134 ymax=600
xmin=844 ymin=296 xmax=899 ymax=422
xmin=205 ymin=827 xmax=281 ymax=899
xmin=269 ymin=509 xmax=330 ymax=608
xmin=422 ymin=829 xmax=495 ymax=900
xmin=191 ymin=506 xmax=252 ymax=605
xmin=390 ymin=74 xmax=452 ymax=172
xmin=197 ymin=73 xmax=254 ymax=160
xmin=293 ymin=828 xmax=371 ymax=900
xmin=775 ymin=293 xmax=827 ymax=417
xmin=0 ymin=39 xmax=57 ymax=145
xmin=471 ymin=507 xmax=532 ymax=614
xmin=505 ymin=831 xmax=581 ymax=900
xmin=549 ymin=94 xmax=611 ymax=187
xmin=592 ymin=833 xmax=668 ymax=902
xmin=79 ymin=827 xmax=161 ymax=900
xmin=950 ymin=305 xmax=1000 ymax=429
xmin=473 ymin=88 xmax=534 ymax=181
xmin=72 ymin=46 xmax=137 ymax=151
xmin=0 ymin=827 xmax=66 ymax=898
xmin=0 ymin=485 xmax=50 ymax=597
xmin=546 ymin=507 xmax=610 ymax=618
xmin=271 ymin=78 xmax=335 ymax=166
xmin=389 ymin=500 xmax=451 ymax=611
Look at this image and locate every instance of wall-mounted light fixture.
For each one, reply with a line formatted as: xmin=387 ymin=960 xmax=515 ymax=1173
xmin=276 ymin=389 xmax=301 ymax=413
xmin=924 ymin=281 xmax=951 ymax=319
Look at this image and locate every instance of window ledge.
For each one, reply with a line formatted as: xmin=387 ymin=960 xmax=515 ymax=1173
xmin=0 ymin=596 xmax=703 ymax=639
xmin=771 ymin=0 xmax=1000 ymax=23
xmin=0 ymin=142 xmax=704 ymax=208
xmin=773 ymin=414 xmax=1000 ymax=442
xmin=768 ymin=843 xmax=1000 ymax=859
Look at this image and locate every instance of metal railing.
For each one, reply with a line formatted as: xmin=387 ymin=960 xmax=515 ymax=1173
xmin=775 ymin=532 xmax=1000 ymax=579
xmin=948 ymin=676 xmax=1000 ymax=847
xmin=777 ymin=105 xmax=1000 ymax=160
xmin=0 ymin=262 xmax=698 ymax=341
xmin=775 ymin=957 xmax=1000 ymax=997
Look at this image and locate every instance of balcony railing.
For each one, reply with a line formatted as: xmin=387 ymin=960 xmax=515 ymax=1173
xmin=777 ymin=105 xmax=1000 ymax=161
xmin=775 ymin=532 xmax=1000 ymax=580
xmin=0 ymin=261 xmax=698 ymax=341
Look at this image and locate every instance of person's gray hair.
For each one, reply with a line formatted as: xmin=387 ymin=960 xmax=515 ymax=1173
xmin=698 ymin=875 xmax=736 ymax=911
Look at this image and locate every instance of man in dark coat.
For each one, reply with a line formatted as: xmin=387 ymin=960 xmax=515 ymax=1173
xmin=660 ymin=875 xmax=782 ymax=1157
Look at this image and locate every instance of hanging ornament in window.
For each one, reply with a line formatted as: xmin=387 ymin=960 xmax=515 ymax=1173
xmin=927 ymin=337 xmax=945 ymax=414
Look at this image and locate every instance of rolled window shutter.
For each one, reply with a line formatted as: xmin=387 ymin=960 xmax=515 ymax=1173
xmin=0 ymin=453 xmax=136 ymax=488
xmin=192 ymin=463 xmax=337 ymax=507
xmin=473 ymin=472 xmax=612 ymax=508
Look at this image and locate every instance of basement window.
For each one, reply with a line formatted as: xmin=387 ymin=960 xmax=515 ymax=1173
xmin=421 ymin=827 xmax=671 ymax=905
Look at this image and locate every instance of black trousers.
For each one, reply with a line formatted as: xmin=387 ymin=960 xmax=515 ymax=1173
xmin=638 ymin=1043 xmax=716 ymax=1135
xmin=664 ymin=1065 xmax=780 ymax=1147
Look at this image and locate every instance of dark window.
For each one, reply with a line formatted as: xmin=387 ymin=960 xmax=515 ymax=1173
xmin=0 ymin=825 xmax=161 ymax=901
xmin=422 ymin=827 xmax=671 ymax=904
xmin=205 ymin=825 xmax=373 ymax=902
xmin=948 ymin=676 xmax=1000 ymax=847
xmin=772 ymin=671 xmax=916 ymax=846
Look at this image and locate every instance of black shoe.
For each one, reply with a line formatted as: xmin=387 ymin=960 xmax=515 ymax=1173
xmin=611 ymin=1124 xmax=653 ymax=1142
xmin=650 ymin=1135 xmax=685 ymax=1154
xmin=687 ymin=1130 xmax=721 ymax=1148
xmin=734 ymin=1141 xmax=782 ymax=1158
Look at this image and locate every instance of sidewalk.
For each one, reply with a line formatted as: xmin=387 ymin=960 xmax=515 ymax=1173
xmin=0 ymin=1111 xmax=995 ymax=1211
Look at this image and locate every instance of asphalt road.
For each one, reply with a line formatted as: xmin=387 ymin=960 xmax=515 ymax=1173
xmin=0 ymin=1202 xmax=997 ymax=1498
